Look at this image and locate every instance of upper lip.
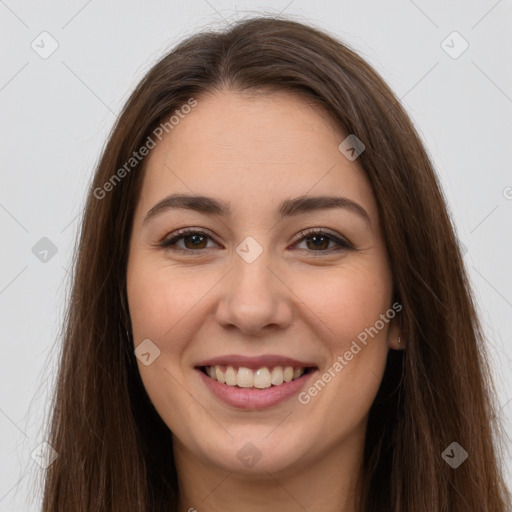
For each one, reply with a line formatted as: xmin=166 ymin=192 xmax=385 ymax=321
xmin=195 ymin=354 xmax=318 ymax=370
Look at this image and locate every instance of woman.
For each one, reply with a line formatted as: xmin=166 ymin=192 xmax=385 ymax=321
xmin=41 ymin=16 xmax=511 ymax=511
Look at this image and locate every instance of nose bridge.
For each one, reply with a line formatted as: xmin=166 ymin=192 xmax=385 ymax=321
xmin=215 ymin=238 xmax=291 ymax=333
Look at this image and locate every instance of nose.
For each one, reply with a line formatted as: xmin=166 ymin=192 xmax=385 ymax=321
xmin=214 ymin=247 xmax=293 ymax=335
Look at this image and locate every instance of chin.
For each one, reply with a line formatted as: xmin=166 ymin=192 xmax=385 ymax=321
xmin=189 ymin=426 xmax=315 ymax=476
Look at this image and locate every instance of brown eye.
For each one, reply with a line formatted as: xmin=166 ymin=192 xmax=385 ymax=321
xmin=294 ymin=229 xmax=353 ymax=252
xmin=181 ymin=233 xmax=208 ymax=249
xmin=159 ymin=227 xmax=353 ymax=254
xmin=305 ymin=234 xmax=330 ymax=251
xmin=160 ymin=229 xmax=217 ymax=252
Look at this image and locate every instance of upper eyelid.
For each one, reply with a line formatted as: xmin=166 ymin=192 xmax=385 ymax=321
xmin=162 ymin=227 xmax=216 ymax=244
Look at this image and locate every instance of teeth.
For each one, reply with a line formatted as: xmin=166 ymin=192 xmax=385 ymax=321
xmin=253 ymin=368 xmax=272 ymax=389
xmin=204 ymin=365 xmax=307 ymax=389
xmin=237 ymin=367 xmax=253 ymax=388
xmin=271 ymin=366 xmax=284 ymax=385
xmin=225 ymin=365 xmax=237 ymax=386
xmin=215 ymin=366 xmax=226 ymax=384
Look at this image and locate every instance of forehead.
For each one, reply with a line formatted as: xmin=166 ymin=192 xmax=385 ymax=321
xmin=136 ymin=89 xmax=378 ymax=224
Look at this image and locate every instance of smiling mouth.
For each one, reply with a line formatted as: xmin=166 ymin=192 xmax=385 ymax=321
xmin=199 ymin=365 xmax=316 ymax=389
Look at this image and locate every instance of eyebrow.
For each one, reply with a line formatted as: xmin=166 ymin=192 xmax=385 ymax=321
xmin=143 ymin=193 xmax=371 ymax=227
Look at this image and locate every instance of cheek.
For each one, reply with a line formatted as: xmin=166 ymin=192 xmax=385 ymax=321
xmin=126 ymin=260 xmax=204 ymax=430
xmin=292 ymin=261 xmax=392 ymax=416
xmin=127 ymin=258 xmax=212 ymax=343
xmin=292 ymin=258 xmax=392 ymax=347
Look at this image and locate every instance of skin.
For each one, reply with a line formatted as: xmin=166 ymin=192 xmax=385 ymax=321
xmin=126 ymin=89 xmax=403 ymax=512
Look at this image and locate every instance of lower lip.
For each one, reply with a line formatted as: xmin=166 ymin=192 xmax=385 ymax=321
xmin=196 ymin=368 xmax=317 ymax=410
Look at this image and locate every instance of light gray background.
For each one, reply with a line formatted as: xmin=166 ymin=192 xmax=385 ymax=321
xmin=1 ymin=1 xmax=511 ymax=510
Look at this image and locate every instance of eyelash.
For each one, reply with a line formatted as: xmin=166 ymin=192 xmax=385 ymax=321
xmin=158 ymin=227 xmax=354 ymax=254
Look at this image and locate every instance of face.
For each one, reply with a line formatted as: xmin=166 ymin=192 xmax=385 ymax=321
xmin=126 ymin=89 xmax=401 ymax=476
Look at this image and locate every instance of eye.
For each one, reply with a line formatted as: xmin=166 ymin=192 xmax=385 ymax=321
xmin=292 ymin=228 xmax=354 ymax=252
xmin=159 ymin=227 xmax=353 ymax=254
xmin=159 ymin=228 xmax=218 ymax=253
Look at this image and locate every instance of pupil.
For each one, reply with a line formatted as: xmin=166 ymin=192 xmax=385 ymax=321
xmin=187 ymin=234 xmax=205 ymax=248
xmin=309 ymin=235 xmax=327 ymax=250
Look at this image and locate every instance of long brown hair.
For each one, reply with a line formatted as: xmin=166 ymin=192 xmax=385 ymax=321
xmin=40 ymin=16 xmax=511 ymax=511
